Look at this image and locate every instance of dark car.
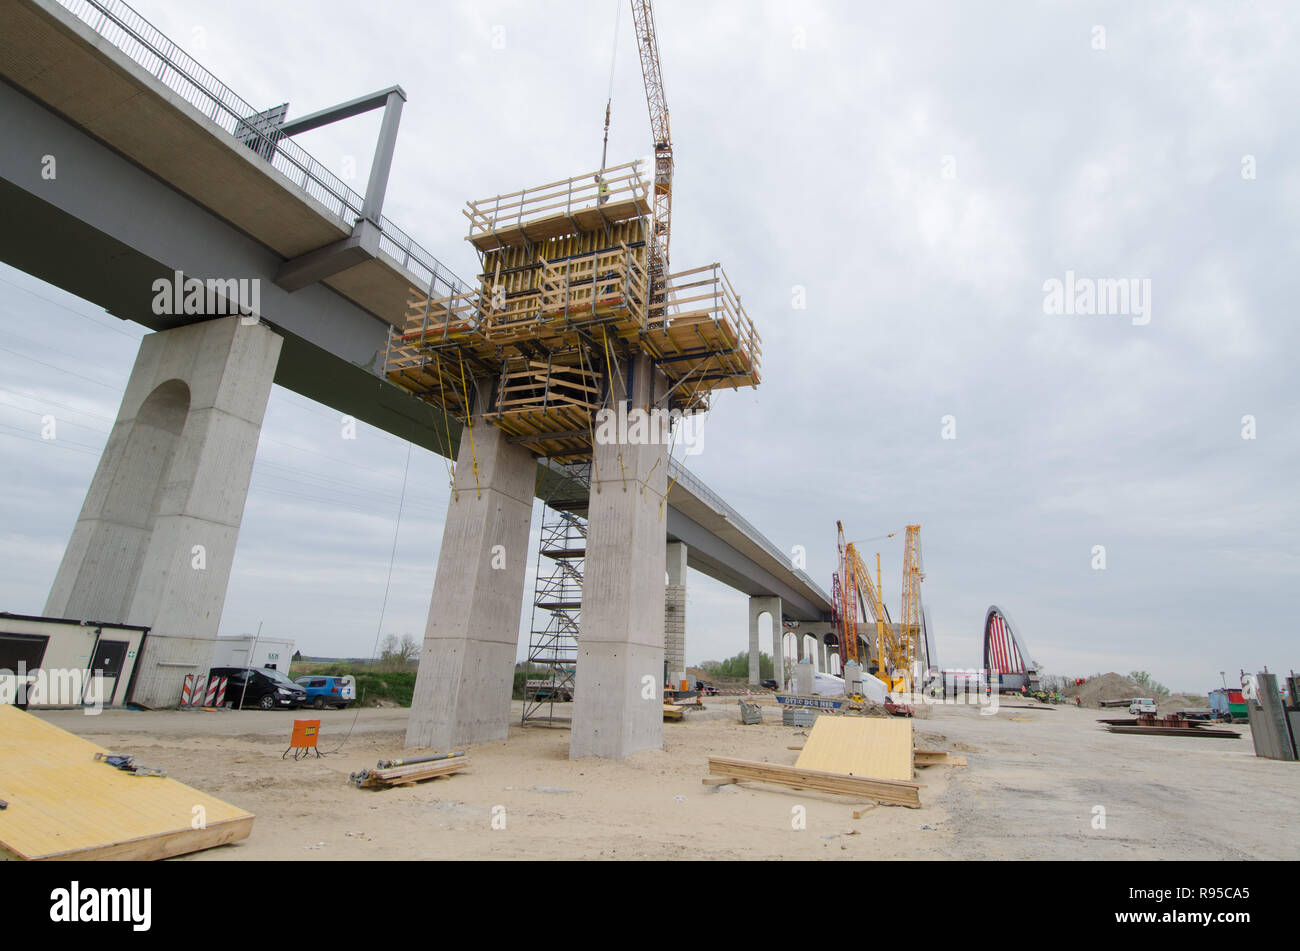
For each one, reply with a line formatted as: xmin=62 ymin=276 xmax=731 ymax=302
xmin=210 ymin=666 xmax=307 ymax=710
xmin=760 ymin=679 xmax=779 ymax=690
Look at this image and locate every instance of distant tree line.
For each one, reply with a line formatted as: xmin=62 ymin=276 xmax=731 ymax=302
xmin=700 ymin=651 xmax=773 ymax=680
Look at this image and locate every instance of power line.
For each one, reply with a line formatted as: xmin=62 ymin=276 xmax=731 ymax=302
xmin=0 ymin=426 xmax=103 ymax=456
xmin=0 ymin=384 xmax=117 ymax=424
xmin=0 ymin=344 xmax=126 ymax=391
xmin=0 ymin=272 xmax=143 ymax=339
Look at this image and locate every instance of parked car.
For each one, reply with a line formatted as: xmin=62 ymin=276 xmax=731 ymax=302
xmin=1129 ymin=697 xmax=1158 ymax=715
xmin=760 ymin=679 xmax=779 ymax=690
xmin=295 ymin=675 xmax=355 ymax=709
xmin=695 ymin=680 xmax=720 ymax=696
xmin=211 ymin=666 xmax=307 ymax=710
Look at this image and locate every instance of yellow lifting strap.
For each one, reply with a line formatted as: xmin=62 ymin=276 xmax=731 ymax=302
xmin=457 ymin=349 xmax=482 ymax=500
xmin=435 ymin=356 xmax=457 ymax=495
xmin=601 ymin=326 xmax=628 ymax=490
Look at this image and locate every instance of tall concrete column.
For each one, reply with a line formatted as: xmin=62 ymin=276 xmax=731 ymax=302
xmin=571 ymin=354 xmax=669 ymax=760
xmin=747 ymin=595 xmax=781 ymax=686
xmin=406 ymin=389 xmax=536 ymax=751
xmin=45 ymin=316 xmax=282 ymax=707
xmin=796 ymin=635 xmax=805 ymax=662
xmin=664 ymin=541 xmax=687 ymax=688
xmin=773 ymin=617 xmax=785 ymax=688
xmin=818 ymin=638 xmax=828 ymax=673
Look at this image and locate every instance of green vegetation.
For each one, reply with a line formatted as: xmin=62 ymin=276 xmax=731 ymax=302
xmin=513 ymin=664 xmax=557 ymax=700
xmin=290 ymin=657 xmax=417 ymax=706
xmin=701 ymin=651 xmax=773 ymax=681
xmin=1129 ymin=670 xmax=1171 ymax=698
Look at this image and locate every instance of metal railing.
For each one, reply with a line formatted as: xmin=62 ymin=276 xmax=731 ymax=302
xmin=55 ymin=0 xmax=469 ymax=299
xmin=463 ymin=160 xmax=651 ymax=246
xmin=667 ymin=459 xmax=831 ymax=606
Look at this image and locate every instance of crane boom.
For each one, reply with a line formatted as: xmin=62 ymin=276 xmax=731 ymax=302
xmin=835 ymin=521 xmax=919 ymax=694
xmin=629 ymin=0 xmax=673 ymax=272
xmin=898 ymin=525 xmax=923 ymax=691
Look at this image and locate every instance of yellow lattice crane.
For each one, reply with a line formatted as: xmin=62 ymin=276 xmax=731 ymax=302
xmin=837 ymin=522 xmax=891 ymax=681
xmin=835 ymin=523 xmax=923 ymax=694
xmin=897 ymin=525 xmax=923 ymax=693
xmin=629 ymin=0 xmax=673 ymax=274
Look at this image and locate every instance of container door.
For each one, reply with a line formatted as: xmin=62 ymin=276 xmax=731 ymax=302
xmin=87 ymin=639 xmax=129 ymax=706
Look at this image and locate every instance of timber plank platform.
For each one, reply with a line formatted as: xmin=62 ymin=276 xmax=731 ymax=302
xmin=0 ymin=705 xmax=253 ymax=860
xmin=795 ymin=716 xmax=914 ymax=781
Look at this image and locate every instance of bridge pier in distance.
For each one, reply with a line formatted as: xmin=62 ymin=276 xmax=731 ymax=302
xmin=44 ymin=316 xmax=282 ymax=707
xmin=747 ymin=595 xmax=782 ymax=686
xmin=664 ymin=540 xmax=687 ymax=688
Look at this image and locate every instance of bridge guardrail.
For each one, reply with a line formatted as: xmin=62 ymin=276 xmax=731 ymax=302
xmin=56 ymin=0 xmax=470 ymax=299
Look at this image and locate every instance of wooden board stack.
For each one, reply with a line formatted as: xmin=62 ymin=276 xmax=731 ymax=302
xmin=350 ymin=756 xmax=470 ymax=790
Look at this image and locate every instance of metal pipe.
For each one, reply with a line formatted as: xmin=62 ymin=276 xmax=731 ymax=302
xmin=375 ymin=750 xmax=465 ymax=769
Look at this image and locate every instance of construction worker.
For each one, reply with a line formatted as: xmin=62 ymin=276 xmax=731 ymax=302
xmin=595 ymin=173 xmax=610 ymax=206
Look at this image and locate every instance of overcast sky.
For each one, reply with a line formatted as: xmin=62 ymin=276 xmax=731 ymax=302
xmin=2 ymin=1 xmax=1297 ymax=693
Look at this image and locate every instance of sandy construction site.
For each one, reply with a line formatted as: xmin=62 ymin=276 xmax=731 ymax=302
xmin=33 ymin=701 xmax=1299 ymax=861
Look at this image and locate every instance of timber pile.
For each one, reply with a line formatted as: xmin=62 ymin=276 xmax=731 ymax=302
xmin=350 ymin=756 xmax=469 ymax=789
xmin=705 ymin=757 xmax=921 ymax=809
xmin=914 ymin=750 xmax=968 ymax=767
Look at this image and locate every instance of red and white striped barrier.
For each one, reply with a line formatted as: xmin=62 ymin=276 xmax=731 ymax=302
xmin=204 ymin=675 xmax=219 ymax=706
xmin=213 ymin=676 xmax=228 ymax=707
xmin=179 ymin=674 xmax=196 ymax=708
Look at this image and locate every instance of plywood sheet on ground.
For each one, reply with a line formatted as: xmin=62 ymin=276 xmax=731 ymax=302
xmin=794 ymin=717 xmax=913 ymax=780
xmin=0 ymin=705 xmax=253 ymax=860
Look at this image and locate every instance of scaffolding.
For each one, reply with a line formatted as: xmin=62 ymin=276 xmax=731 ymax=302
xmin=521 ymin=463 xmax=591 ymax=725
xmin=384 ymin=160 xmax=761 ymax=462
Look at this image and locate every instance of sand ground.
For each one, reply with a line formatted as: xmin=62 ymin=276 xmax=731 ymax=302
xmin=33 ymin=699 xmax=1299 ymax=860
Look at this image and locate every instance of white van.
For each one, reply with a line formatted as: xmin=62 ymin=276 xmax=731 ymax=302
xmin=1129 ymin=697 xmax=1158 ymax=715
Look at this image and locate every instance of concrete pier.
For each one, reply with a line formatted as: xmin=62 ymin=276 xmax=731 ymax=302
xmin=406 ymin=392 xmax=536 ymax=751
xmin=664 ymin=541 xmax=687 ymax=687
xmin=747 ymin=595 xmax=781 ymax=685
xmin=570 ymin=355 xmax=669 ymax=760
xmin=44 ymin=316 xmax=282 ymax=707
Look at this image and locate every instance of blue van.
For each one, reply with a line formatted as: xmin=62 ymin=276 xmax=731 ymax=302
xmin=294 ymin=675 xmax=355 ymax=710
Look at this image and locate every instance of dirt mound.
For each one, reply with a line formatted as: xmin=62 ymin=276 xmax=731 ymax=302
xmin=1164 ymin=692 xmax=1210 ymax=709
xmin=1061 ymin=674 xmax=1209 ymax=710
xmin=1062 ymin=672 xmax=1143 ymax=708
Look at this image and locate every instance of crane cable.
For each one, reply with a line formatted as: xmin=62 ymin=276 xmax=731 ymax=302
xmin=600 ymin=0 xmax=622 ymax=173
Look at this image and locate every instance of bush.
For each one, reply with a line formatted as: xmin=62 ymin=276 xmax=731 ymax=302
xmin=701 ymin=651 xmax=773 ymax=680
xmin=1129 ymin=670 xmax=1171 ymax=697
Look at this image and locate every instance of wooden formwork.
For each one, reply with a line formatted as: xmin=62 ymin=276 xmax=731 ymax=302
xmin=385 ymin=161 xmax=762 ymax=460
xmin=464 ymin=160 xmax=651 ymax=251
xmin=482 ymin=352 xmax=604 ymax=461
